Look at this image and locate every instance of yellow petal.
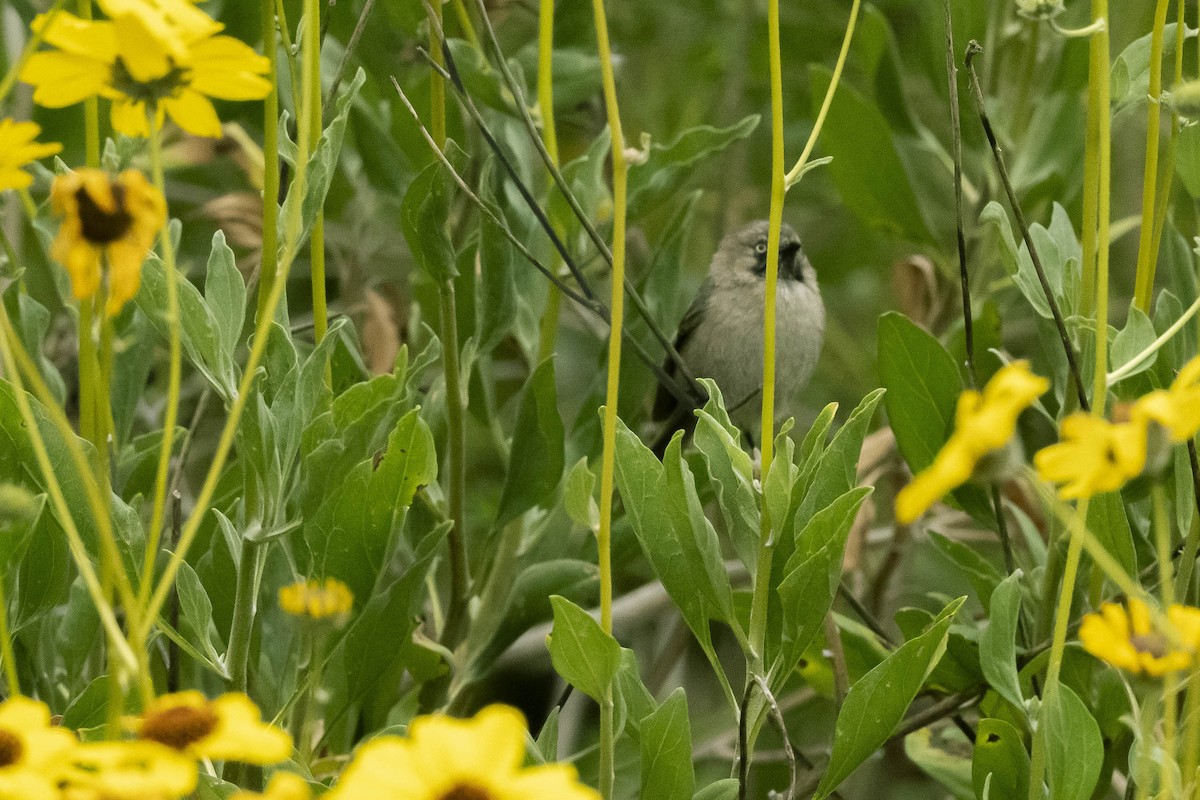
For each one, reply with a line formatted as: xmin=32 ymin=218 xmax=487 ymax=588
xmin=110 ymin=98 xmax=152 ymax=138
xmin=162 ymin=89 xmax=223 ymax=138
xmin=112 ymin=12 xmax=175 ymax=82
xmin=188 ymin=36 xmax=273 ymax=100
xmin=20 ymin=51 xmax=112 ymax=108
xmin=0 ymin=169 xmax=34 ymax=192
xmin=32 ymin=12 xmax=117 ymax=61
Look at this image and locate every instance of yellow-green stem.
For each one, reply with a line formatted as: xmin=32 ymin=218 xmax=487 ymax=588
xmin=429 ymin=2 xmax=447 ymax=146
xmin=1090 ymin=1 xmax=1111 ymax=414
xmin=0 ymin=576 xmax=19 ymax=697
xmin=138 ymin=118 xmax=184 ymax=613
xmin=1182 ymin=668 xmax=1200 ymax=786
xmin=1026 ymin=499 xmax=1088 ymax=800
xmin=77 ymin=299 xmax=97 ymax=444
xmin=591 ymin=0 xmax=627 ymax=793
xmin=450 ymin=0 xmax=481 ymax=51
xmin=257 ymin=0 xmax=281 ymax=324
xmin=0 ymin=313 xmax=137 ymax=673
xmin=1132 ymin=0 xmax=1171 ymax=313
xmin=305 ymin=0 xmax=329 ymax=382
xmin=438 ymin=283 xmax=469 ymax=644
xmin=274 ymin=0 xmax=302 ymax=113
xmin=1147 ymin=3 xmax=1185 ymax=272
xmin=139 ymin=0 xmax=320 ymax=634
xmin=78 ymin=0 xmax=100 ymax=170
xmin=1155 ymin=481 xmax=1175 ymax=606
xmin=534 ymin=0 xmax=563 ymax=361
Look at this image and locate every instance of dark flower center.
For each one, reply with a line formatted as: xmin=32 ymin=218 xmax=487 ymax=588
xmin=140 ymin=705 xmax=219 ymax=750
xmin=0 ymin=730 xmax=23 ymax=767
xmin=110 ymin=57 xmax=191 ymax=104
xmin=1131 ymin=633 xmax=1170 ymax=659
xmin=439 ymin=783 xmax=495 ymax=800
xmin=76 ymin=184 xmax=133 ymax=244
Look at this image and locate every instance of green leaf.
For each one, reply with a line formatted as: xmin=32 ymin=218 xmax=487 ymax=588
xmin=979 ymin=572 xmax=1024 ymax=711
xmin=400 ymin=150 xmax=459 ymax=282
xmin=926 ymin=531 xmax=1005 ymax=613
xmin=563 ymin=458 xmax=599 ymax=531
xmin=1110 ymin=306 xmax=1158 ymax=382
xmin=972 ymin=718 xmax=1031 ymax=800
xmin=1112 ymin=24 xmax=1195 ymax=110
xmin=547 ymin=596 xmax=621 ymax=700
xmin=903 ymin=727 xmax=974 ymax=799
xmin=279 ymin=68 xmax=366 ymax=251
xmin=796 ymin=388 xmax=884 ymax=522
xmin=775 ymin=488 xmax=872 ymax=679
xmin=1176 ymin=125 xmax=1200 ymax=198
xmin=497 ymin=359 xmax=565 ymax=525
xmin=814 ymin=596 xmax=965 ymax=799
xmin=203 ymin=230 xmax=246 ymax=362
xmin=534 ymin=706 xmax=560 ymax=763
xmin=639 ymin=689 xmax=695 ymax=800
xmin=877 ymin=312 xmax=960 ymax=474
xmin=693 ymin=380 xmax=759 ymax=571
xmin=692 ymin=780 xmax=739 ymax=800
xmin=1043 ymin=685 xmax=1103 ymax=800
xmin=137 ymin=256 xmax=237 ymax=399
xmin=175 ymin=560 xmax=225 ymax=667
xmin=627 ymin=115 xmax=758 ymax=217
xmin=474 ymin=197 xmax=518 ymax=354
xmin=809 ymin=65 xmax=932 ymax=243
xmin=1085 ymin=491 xmax=1137 ymax=581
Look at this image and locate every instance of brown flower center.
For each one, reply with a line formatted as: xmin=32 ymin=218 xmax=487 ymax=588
xmin=76 ymin=184 xmax=132 ymax=244
xmin=140 ymin=705 xmax=219 ymax=750
xmin=1131 ymin=633 xmax=1170 ymax=659
xmin=0 ymin=730 xmax=23 ymax=767
xmin=439 ymin=783 xmax=495 ymax=800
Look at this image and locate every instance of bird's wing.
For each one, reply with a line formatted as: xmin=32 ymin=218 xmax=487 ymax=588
xmin=652 ymin=279 xmax=711 ymax=421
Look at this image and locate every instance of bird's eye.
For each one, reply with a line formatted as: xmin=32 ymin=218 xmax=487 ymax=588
xmin=754 ymin=242 xmax=768 ymax=254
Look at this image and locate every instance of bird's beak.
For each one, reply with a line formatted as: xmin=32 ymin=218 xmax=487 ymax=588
xmin=780 ymin=242 xmax=802 ymax=280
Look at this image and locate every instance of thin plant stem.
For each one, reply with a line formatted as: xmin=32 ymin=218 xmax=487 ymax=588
xmin=139 ymin=0 xmax=321 ymax=635
xmin=78 ymin=0 xmax=100 ymax=170
xmin=305 ymin=0 xmax=329 ymax=382
xmin=0 ymin=574 xmax=19 ymax=697
xmin=535 ymin=0 xmax=563 ymax=362
xmin=1155 ymin=481 xmax=1175 ymax=606
xmin=943 ymin=0 xmax=973 ymax=387
xmin=438 ymin=284 xmax=469 ymax=645
xmin=1090 ymin=3 xmax=1112 ymax=416
xmin=1147 ymin=2 xmax=1186 ymax=277
xmin=591 ymin=0 xmax=628 ymax=793
xmin=275 ymin=0 xmax=302 ymax=113
xmin=1132 ymin=0 xmax=1171 ymax=313
xmin=322 ymin=0 xmax=378 ymax=118
xmin=1182 ymin=667 xmax=1200 ymax=787
xmin=139 ymin=116 xmax=184 ymax=613
xmin=1026 ymin=499 xmax=1087 ymax=800
xmin=429 ymin=1 xmax=447 ymax=145
xmin=226 ymin=540 xmax=265 ymax=692
xmin=449 ymin=0 xmax=481 ymax=51
xmin=77 ymin=298 xmax=97 ymax=445
xmin=1106 ymin=290 xmax=1200 ymax=385
xmin=965 ymin=41 xmax=1089 ymax=412
xmin=257 ymin=0 xmax=281 ymax=324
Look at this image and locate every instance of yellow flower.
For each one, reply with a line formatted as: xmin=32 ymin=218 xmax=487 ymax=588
xmin=327 ymin=705 xmax=599 ymax=800
xmin=895 ymin=361 xmax=1049 ymax=524
xmin=50 ymin=168 xmax=165 ymax=316
xmin=134 ymin=692 xmax=292 ymax=765
xmin=0 ymin=119 xmax=62 ymax=192
xmin=1133 ymin=356 xmax=1200 ymax=442
xmin=0 ymin=697 xmax=79 ymax=800
xmin=1079 ymin=598 xmax=1200 ymax=677
xmin=20 ymin=4 xmax=270 ymax=138
xmin=58 ymin=741 xmax=196 ymax=800
xmin=279 ymin=578 xmax=354 ymax=625
xmin=1033 ymin=413 xmax=1147 ymax=499
xmin=231 ymin=773 xmax=312 ymax=800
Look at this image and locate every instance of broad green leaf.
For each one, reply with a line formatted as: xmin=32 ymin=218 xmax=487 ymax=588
xmin=926 ymin=531 xmax=1005 ymax=613
xmin=1176 ymin=125 xmax=1200 ymax=198
xmin=137 ymin=255 xmax=237 ymax=399
xmin=175 ymin=560 xmax=225 ymax=667
xmin=474 ymin=198 xmax=518 ymax=354
xmin=972 ymin=718 xmax=1030 ymax=800
xmin=639 ymin=689 xmax=695 ymax=800
xmin=627 ymin=115 xmax=759 ymax=218
xmin=0 ymin=487 xmax=40 ymax=577
xmin=534 ymin=707 xmax=561 ymax=763
xmin=563 ymin=458 xmax=599 ymax=531
xmin=547 ymin=596 xmax=621 ymax=700
xmin=1112 ymin=24 xmax=1194 ymax=110
xmin=693 ymin=379 xmax=759 ymax=570
xmin=203 ymin=230 xmax=246 ymax=362
xmin=877 ymin=312 xmax=960 ymax=474
xmin=693 ymin=780 xmax=739 ymax=800
xmin=1042 ymin=685 xmax=1103 ymax=800
xmin=614 ymin=648 xmax=657 ymax=732
xmin=1085 ymin=491 xmax=1137 ymax=580
xmin=1110 ymin=306 xmax=1158 ymax=382
xmin=904 ymin=727 xmax=973 ymax=800
xmin=809 ymin=65 xmax=932 ymax=243
xmin=497 ymin=359 xmax=565 ymax=525
xmin=796 ymin=388 xmax=884 ymax=523
xmin=775 ymin=487 xmax=872 ymax=679
xmin=796 ymin=402 xmax=838 ymax=496
xmin=400 ymin=146 xmax=461 ymax=283
xmin=814 ymin=596 xmax=965 ymax=799
xmin=979 ymin=572 xmax=1024 ymax=711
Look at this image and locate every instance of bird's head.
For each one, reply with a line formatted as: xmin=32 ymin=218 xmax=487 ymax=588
xmin=714 ymin=219 xmax=811 ymax=284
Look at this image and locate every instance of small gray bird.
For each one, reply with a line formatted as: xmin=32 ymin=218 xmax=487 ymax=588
xmin=653 ymin=220 xmax=824 ymax=448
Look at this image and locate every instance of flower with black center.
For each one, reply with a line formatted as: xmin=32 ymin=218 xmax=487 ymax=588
xmin=134 ymin=692 xmax=291 ymax=765
xmin=50 ymin=168 xmax=165 ymax=316
xmin=20 ymin=1 xmax=270 ymax=139
xmin=1079 ymin=598 xmax=1200 ymax=677
xmin=895 ymin=361 xmax=1049 ymax=523
xmin=58 ymin=741 xmax=196 ymax=800
xmin=1034 ymin=413 xmax=1148 ymax=499
xmin=0 ymin=697 xmax=78 ymax=800
xmin=0 ymin=119 xmax=61 ymax=192
xmin=279 ymin=578 xmax=354 ymax=627
xmin=326 ymin=705 xmax=599 ymax=800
